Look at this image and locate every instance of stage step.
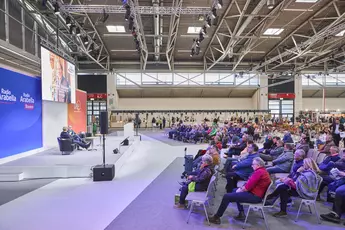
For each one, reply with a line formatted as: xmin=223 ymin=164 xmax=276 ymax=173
xmin=0 ymin=172 xmax=24 ymax=182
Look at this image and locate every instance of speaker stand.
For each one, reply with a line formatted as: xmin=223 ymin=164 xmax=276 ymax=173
xmin=92 ymin=133 xmax=115 ymax=181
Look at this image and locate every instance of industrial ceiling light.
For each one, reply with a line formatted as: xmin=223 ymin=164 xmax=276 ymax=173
xmin=65 ymin=16 xmax=72 ymax=26
xmin=83 ymin=36 xmax=89 ymax=45
xmin=201 ymin=25 xmax=207 ymax=35
xmin=53 ymin=2 xmax=60 ymax=15
xmin=76 ymin=27 xmax=81 ymax=36
xmin=211 ymin=8 xmax=217 ymax=18
xmin=215 ymin=0 xmax=223 ymax=9
xmin=128 ymin=17 xmax=134 ymax=30
xmin=205 ymin=16 xmax=212 ymax=28
xmin=125 ymin=5 xmax=131 ymax=21
xmin=267 ymin=0 xmax=275 ymax=9
xmin=199 ymin=32 xmax=205 ymax=42
xmin=195 ymin=46 xmax=200 ymax=55
xmin=69 ymin=24 xmax=76 ymax=34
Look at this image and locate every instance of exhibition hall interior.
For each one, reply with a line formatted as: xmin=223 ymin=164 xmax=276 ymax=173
xmin=3 ymin=0 xmax=345 ymax=229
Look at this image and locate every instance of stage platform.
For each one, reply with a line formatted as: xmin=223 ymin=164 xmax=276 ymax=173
xmin=0 ymin=135 xmax=140 ymax=181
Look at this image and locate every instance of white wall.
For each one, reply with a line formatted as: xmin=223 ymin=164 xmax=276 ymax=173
xmin=42 ymin=101 xmax=68 ymax=148
xmin=117 ymin=98 xmax=253 ymax=110
xmin=302 ymin=98 xmax=345 ymax=111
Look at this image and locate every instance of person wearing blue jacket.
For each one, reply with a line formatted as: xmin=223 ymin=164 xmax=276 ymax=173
xmin=266 ymin=143 xmax=294 ymax=174
xmin=225 ymin=143 xmax=259 ymax=193
xmin=317 ymin=146 xmax=342 ymax=201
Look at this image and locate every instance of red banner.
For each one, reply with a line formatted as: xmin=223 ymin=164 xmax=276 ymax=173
xmin=87 ymin=93 xmax=107 ymax=99
xmin=68 ymin=89 xmax=87 ymax=133
xmin=268 ymin=93 xmax=295 ymax=99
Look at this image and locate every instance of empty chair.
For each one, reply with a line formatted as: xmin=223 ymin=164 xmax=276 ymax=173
xmin=186 ymin=175 xmax=216 ymax=225
xmin=242 ymin=180 xmax=274 ymax=230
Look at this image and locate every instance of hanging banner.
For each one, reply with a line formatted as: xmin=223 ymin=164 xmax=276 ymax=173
xmin=68 ymin=89 xmax=87 ymax=133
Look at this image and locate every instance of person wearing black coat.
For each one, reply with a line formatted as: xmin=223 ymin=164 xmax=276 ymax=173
xmin=330 ymin=119 xmax=345 ymax=147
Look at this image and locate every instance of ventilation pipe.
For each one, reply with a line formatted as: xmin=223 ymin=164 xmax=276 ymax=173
xmin=153 ymin=0 xmax=161 ymax=61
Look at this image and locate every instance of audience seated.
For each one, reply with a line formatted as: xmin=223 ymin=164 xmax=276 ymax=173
xmin=226 ymin=135 xmax=247 ymax=157
xmin=265 ymin=158 xmax=321 ymax=217
xmin=317 ymin=146 xmax=342 ymax=201
xmin=282 ymin=131 xmax=294 ymax=143
xmin=170 ymin=117 xmax=345 ymax=227
xmin=295 ymin=133 xmax=310 ymax=154
xmin=60 ymin=127 xmax=90 ymax=149
xmin=319 ymin=135 xmax=336 ymax=155
xmin=258 ymin=134 xmax=274 ymax=153
xmin=320 ymin=169 xmax=345 ymax=225
xmin=174 ymin=154 xmax=214 ymax=209
xmin=266 ymin=143 xmax=294 ymax=174
xmin=225 ymin=143 xmax=259 ymax=193
xmin=209 ymin=157 xmax=271 ymax=224
xmin=260 ymin=139 xmax=284 ymax=162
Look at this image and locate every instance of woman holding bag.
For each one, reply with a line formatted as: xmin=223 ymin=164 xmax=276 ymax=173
xmin=265 ymin=158 xmax=321 ymax=217
xmin=174 ymin=154 xmax=214 ymax=209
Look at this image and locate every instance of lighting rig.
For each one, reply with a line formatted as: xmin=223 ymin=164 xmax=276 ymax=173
xmin=122 ymin=0 xmax=141 ymax=53
xmin=190 ymin=0 xmax=223 ymax=57
xmin=52 ymin=0 xmax=99 ymax=56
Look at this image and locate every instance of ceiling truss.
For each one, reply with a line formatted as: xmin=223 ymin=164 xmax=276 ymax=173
xmin=61 ymin=4 xmax=210 ymax=15
xmin=254 ymin=0 xmax=345 ymax=72
xmin=166 ymin=0 xmax=183 ymax=71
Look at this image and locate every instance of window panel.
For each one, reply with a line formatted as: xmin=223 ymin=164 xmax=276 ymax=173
xmin=174 ymin=73 xmax=189 ymax=85
xmin=205 ymin=73 xmax=220 ymax=84
xmin=158 ymin=73 xmax=173 ymax=84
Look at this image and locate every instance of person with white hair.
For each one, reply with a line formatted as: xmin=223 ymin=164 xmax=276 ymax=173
xmin=174 ymin=154 xmax=214 ymax=209
xmin=209 ymin=157 xmax=271 ymax=224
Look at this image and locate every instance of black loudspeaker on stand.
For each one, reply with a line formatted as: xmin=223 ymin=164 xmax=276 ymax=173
xmin=93 ymin=111 xmax=115 ymax=181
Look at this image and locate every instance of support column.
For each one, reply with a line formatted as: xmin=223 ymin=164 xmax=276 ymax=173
xmin=107 ymin=72 xmax=118 ymax=111
xmin=294 ymin=74 xmax=303 ymax=120
xmin=252 ymin=74 xmax=268 ymax=110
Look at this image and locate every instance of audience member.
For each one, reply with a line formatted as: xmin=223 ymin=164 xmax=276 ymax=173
xmin=266 ymin=143 xmax=294 ymax=174
xmin=320 ymin=169 xmax=345 ymax=224
xmin=174 ymin=154 xmax=214 ymax=209
xmin=225 ymin=143 xmax=259 ymax=193
xmin=260 ymin=139 xmax=284 ymax=162
xmin=265 ymin=158 xmax=321 ymax=217
xmin=330 ymin=118 xmax=344 ymax=147
xmin=209 ymin=157 xmax=271 ymax=224
xmin=319 ymin=135 xmax=336 ymax=155
xmin=295 ymin=133 xmax=310 ymax=154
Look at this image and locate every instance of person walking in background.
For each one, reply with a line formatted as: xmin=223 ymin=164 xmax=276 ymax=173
xmin=152 ymin=117 xmax=156 ymax=129
xmin=330 ymin=118 xmax=344 ymax=147
xmin=163 ymin=117 xmax=166 ymax=128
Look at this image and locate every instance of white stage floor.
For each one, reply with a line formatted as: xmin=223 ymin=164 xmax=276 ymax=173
xmin=0 ymin=136 xmax=140 ymax=180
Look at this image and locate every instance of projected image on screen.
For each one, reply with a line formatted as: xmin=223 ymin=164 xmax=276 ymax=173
xmin=41 ymin=46 xmax=76 ymax=104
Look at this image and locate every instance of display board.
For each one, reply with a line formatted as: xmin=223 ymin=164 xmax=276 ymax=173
xmin=68 ymin=89 xmax=87 ymax=133
xmin=41 ymin=46 xmax=76 ymax=103
xmin=0 ymin=67 xmax=43 ymax=158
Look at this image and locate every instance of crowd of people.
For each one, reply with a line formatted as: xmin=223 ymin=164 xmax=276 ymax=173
xmin=171 ymin=117 xmax=345 ymax=226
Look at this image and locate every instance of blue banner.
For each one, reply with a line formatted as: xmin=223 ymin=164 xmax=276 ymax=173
xmin=0 ymin=68 xmax=42 ymax=158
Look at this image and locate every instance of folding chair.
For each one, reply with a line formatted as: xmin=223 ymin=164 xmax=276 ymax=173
xmin=186 ymin=176 xmax=216 ymax=225
xmin=294 ymin=176 xmax=323 ymax=224
xmin=242 ymin=180 xmax=274 ymax=230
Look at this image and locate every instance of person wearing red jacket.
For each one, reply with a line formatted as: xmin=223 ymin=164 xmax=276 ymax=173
xmin=209 ymin=157 xmax=271 ymax=224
